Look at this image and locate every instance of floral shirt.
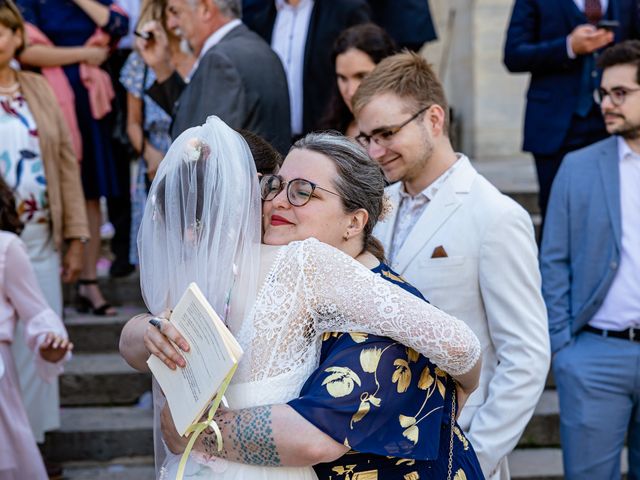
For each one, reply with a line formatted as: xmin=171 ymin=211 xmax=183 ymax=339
xmin=0 ymin=94 xmax=49 ymax=226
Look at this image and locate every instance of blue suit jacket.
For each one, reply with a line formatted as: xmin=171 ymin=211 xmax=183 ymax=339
xmin=540 ymin=136 xmax=622 ymax=353
xmin=503 ymin=0 xmax=638 ymax=155
xmin=367 ymin=0 xmax=437 ymax=48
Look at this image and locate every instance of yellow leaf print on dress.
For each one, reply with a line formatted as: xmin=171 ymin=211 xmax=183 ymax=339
xmin=402 ymin=424 xmax=419 ymax=444
xmin=453 ymin=469 xmax=468 ymax=480
xmin=322 ymin=366 xmax=362 ymax=398
xmin=417 ymin=367 xmax=434 ymax=390
xmin=360 ymin=347 xmax=383 ymax=373
xmin=399 ymin=414 xmax=417 ymax=428
xmin=392 ymin=359 xmax=412 ymax=393
xmin=407 ymin=348 xmax=420 ymax=363
xmin=453 ymin=426 xmax=469 ymax=450
xmin=349 ymin=333 xmax=369 ymax=343
xmin=404 ymin=472 xmax=420 ymax=480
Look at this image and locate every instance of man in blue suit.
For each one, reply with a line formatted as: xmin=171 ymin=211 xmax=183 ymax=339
xmin=504 ymin=0 xmax=638 ymax=222
xmin=540 ymin=40 xmax=640 ymax=479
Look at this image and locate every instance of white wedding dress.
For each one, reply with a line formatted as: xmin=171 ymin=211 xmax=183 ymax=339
xmin=159 ymin=238 xmax=481 ymax=479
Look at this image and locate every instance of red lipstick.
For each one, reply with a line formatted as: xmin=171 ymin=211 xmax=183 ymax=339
xmin=271 ymin=215 xmax=294 ymax=226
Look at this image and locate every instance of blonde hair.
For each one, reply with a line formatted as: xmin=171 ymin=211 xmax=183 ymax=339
xmin=352 ymin=51 xmax=450 ymax=135
xmin=0 ymin=0 xmax=26 ymax=56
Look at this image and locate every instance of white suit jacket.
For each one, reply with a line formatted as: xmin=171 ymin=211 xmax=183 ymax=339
xmin=374 ymin=157 xmax=550 ymax=479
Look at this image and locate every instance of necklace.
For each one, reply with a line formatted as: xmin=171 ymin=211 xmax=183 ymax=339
xmin=0 ymin=82 xmax=19 ymax=96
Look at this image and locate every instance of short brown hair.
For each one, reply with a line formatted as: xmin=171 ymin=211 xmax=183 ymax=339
xmin=597 ymin=40 xmax=640 ymax=85
xmin=0 ymin=0 xmax=26 ymax=56
xmin=352 ymin=51 xmax=450 ymax=134
xmin=238 ymin=129 xmax=282 ymax=175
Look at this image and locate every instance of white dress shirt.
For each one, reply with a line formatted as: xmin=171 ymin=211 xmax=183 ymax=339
xmin=271 ymin=0 xmax=314 ymax=136
xmin=187 ymin=19 xmax=243 ymax=81
xmin=590 ymin=137 xmax=640 ymax=330
xmin=388 ymin=156 xmax=462 ymax=264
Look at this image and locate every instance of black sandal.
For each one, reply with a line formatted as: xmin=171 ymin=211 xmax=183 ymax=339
xmin=76 ymin=279 xmax=117 ymax=316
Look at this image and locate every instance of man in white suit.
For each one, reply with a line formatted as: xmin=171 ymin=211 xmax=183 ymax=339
xmin=352 ymin=51 xmax=550 ymax=480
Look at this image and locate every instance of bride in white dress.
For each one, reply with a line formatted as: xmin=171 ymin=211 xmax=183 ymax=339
xmin=134 ymin=117 xmax=481 ymax=479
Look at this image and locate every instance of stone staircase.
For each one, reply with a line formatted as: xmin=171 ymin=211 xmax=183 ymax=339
xmin=46 ymin=157 xmax=624 ymax=479
xmin=50 ymin=278 xmax=155 ymax=479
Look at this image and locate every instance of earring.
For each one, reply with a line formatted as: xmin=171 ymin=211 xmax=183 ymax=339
xmin=343 ymin=232 xmax=349 ymax=241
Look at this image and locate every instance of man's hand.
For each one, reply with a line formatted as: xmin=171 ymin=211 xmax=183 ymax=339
xmin=144 ymin=310 xmax=190 ymax=370
xmin=569 ymin=24 xmax=614 ymax=55
xmin=39 ymin=333 xmax=73 ymax=363
xmin=161 ymin=403 xmax=190 ymax=454
xmin=62 ymin=239 xmax=84 ymax=283
xmin=135 ymin=21 xmax=174 ymax=81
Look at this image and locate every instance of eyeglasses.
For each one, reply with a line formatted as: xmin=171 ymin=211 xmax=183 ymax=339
xmin=260 ymin=174 xmax=341 ymax=207
xmin=593 ymin=86 xmax=640 ymax=106
xmin=355 ymin=105 xmax=430 ymax=148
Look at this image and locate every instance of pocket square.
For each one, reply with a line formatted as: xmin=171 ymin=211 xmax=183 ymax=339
xmin=431 ymin=245 xmax=448 ymax=258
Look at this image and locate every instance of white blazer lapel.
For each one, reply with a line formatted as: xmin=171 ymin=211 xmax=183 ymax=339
xmin=392 ymin=157 xmax=477 ymax=273
xmin=392 ymin=180 xmax=461 ymax=273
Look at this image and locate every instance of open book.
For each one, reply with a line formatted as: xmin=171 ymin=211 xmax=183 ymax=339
xmin=148 ymin=283 xmax=243 ymax=436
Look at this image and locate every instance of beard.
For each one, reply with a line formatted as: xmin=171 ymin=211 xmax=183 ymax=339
xmin=608 ymin=117 xmax=640 ymax=139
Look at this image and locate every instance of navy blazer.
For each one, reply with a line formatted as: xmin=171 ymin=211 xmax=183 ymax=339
xmin=503 ymin=0 xmax=638 ymax=155
xmin=244 ymin=0 xmax=370 ymax=135
xmin=540 ymin=136 xmax=622 ymax=353
xmin=367 ymin=0 xmax=437 ymax=48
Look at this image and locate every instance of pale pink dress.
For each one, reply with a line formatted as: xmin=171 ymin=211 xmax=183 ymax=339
xmin=0 ymin=231 xmax=69 ymax=480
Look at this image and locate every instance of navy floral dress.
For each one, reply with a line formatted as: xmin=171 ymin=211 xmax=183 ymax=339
xmin=288 ymin=263 xmax=484 ymax=480
xmin=17 ymin=0 xmax=128 ymax=199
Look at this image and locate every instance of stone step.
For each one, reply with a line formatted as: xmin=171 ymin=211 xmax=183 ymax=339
xmin=509 ymin=448 xmax=628 ymax=479
xmin=43 ymin=406 xmax=153 ymax=462
xmin=64 ymin=306 xmax=144 ymax=352
xmin=63 ymin=457 xmax=154 ymax=480
xmin=61 ymin=353 xmax=151 ymax=406
xmin=63 ymin=273 xmax=145 ymax=308
xmin=518 ymin=390 xmax=560 ymax=448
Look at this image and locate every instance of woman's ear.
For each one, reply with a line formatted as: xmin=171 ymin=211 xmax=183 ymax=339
xmin=346 ymin=208 xmax=369 ymax=239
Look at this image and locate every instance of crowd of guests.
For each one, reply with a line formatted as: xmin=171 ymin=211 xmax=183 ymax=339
xmin=0 ymin=0 xmax=639 ymax=478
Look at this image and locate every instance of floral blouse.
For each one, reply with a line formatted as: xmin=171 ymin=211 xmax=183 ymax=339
xmin=288 ymin=263 xmax=484 ymax=480
xmin=0 ymin=94 xmax=49 ymax=226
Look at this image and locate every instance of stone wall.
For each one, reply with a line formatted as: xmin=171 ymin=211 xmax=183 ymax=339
xmin=422 ymin=0 xmax=532 ymax=162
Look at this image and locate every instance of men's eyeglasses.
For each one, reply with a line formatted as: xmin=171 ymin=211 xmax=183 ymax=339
xmin=593 ymin=86 xmax=640 ymax=106
xmin=260 ymin=174 xmax=341 ymax=207
xmin=355 ymin=105 xmax=430 ymax=148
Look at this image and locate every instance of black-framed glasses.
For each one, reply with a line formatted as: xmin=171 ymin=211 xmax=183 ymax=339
xmin=355 ymin=105 xmax=430 ymax=148
xmin=593 ymin=86 xmax=640 ymax=106
xmin=260 ymin=174 xmax=341 ymax=207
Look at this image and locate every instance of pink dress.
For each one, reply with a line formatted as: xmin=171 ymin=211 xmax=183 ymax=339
xmin=0 ymin=231 xmax=69 ymax=480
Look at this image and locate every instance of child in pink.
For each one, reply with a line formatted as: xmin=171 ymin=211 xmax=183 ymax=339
xmin=0 ymin=178 xmax=73 ymax=480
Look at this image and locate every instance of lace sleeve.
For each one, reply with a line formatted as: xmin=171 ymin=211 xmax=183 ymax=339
xmin=296 ymin=238 xmax=481 ymax=376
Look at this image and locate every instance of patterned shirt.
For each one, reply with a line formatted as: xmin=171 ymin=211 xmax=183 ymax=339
xmin=388 ymin=156 xmax=462 ymax=264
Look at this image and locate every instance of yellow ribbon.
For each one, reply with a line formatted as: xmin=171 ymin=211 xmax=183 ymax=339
xmin=176 ymin=364 xmax=238 ymax=480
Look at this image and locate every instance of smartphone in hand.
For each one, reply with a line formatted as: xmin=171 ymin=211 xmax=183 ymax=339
xmin=596 ymin=20 xmax=620 ymax=31
xmin=134 ymin=30 xmax=155 ymax=41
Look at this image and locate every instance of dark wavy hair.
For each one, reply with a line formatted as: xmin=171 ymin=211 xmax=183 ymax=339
xmin=318 ymin=23 xmax=397 ymax=133
xmin=0 ymin=175 xmax=23 ymax=235
xmin=597 ymin=40 xmax=640 ymax=84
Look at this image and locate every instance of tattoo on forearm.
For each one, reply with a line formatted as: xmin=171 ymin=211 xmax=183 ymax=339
xmin=200 ymin=406 xmax=281 ymax=467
